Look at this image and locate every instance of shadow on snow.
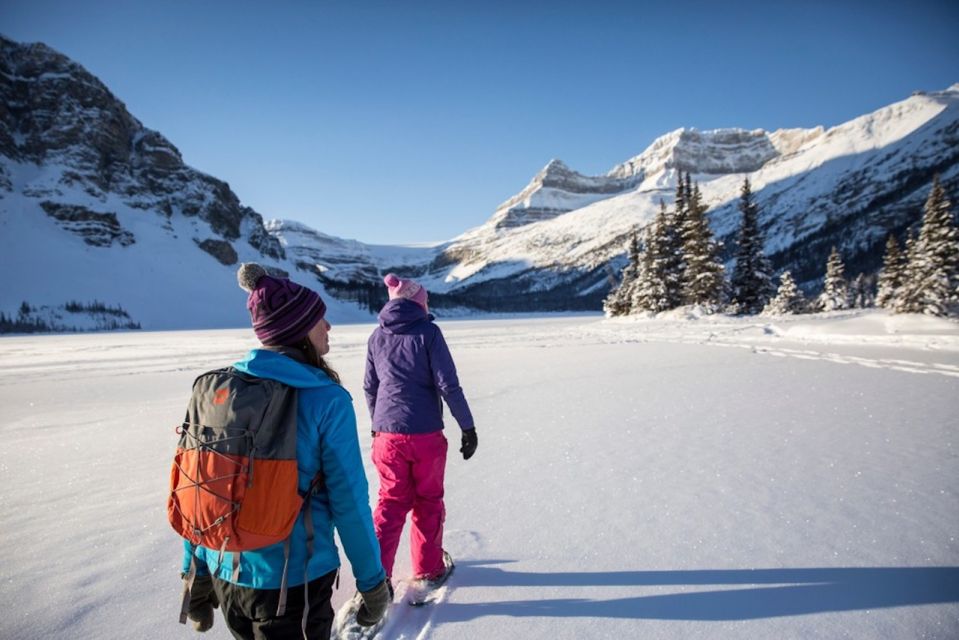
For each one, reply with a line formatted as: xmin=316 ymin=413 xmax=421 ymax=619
xmin=439 ymin=561 xmax=959 ymax=621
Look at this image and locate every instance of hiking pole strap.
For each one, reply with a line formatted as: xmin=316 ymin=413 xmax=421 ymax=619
xmin=179 ymin=554 xmax=198 ymax=624
xmin=300 ymin=498 xmax=316 ymax=640
xmin=276 ymin=538 xmax=291 ymax=617
xmin=232 ymin=551 xmax=242 ymax=582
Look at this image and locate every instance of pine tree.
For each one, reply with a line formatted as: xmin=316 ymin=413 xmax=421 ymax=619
xmin=633 ymin=213 xmax=671 ymax=313
xmin=631 ymin=227 xmax=655 ymax=313
xmin=730 ymin=177 xmax=773 ymax=314
xmin=645 ymin=200 xmax=680 ymax=311
xmin=817 ymin=246 xmax=849 ymax=311
xmin=670 ymin=172 xmax=690 ymax=297
xmin=849 ymin=273 xmax=873 ymax=308
xmin=674 ymin=171 xmax=687 ymax=220
xmin=911 ymin=175 xmax=959 ymax=316
xmin=875 ymin=234 xmax=904 ymax=308
xmin=681 ymin=182 xmax=725 ymax=309
xmin=657 ymin=179 xmax=686 ymax=308
xmin=894 ymin=229 xmax=923 ymax=313
xmin=603 ymin=231 xmax=641 ymax=317
xmin=763 ymin=270 xmax=806 ymax=315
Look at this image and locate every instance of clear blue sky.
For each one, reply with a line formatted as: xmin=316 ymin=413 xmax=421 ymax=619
xmin=3 ymin=0 xmax=958 ymax=245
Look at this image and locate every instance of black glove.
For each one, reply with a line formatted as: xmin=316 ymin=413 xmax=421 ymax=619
xmin=356 ymin=578 xmax=392 ymax=626
xmin=185 ymin=575 xmax=218 ymax=632
xmin=460 ymin=428 xmax=478 ymax=460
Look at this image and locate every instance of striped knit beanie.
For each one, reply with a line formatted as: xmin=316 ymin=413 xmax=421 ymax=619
xmin=384 ymin=273 xmax=428 ymax=309
xmin=237 ymin=263 xmax=327 ymax=346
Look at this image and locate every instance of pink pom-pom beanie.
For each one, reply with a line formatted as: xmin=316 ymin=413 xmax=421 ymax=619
xmin=384 ymin=273 xmax=428 ymax=309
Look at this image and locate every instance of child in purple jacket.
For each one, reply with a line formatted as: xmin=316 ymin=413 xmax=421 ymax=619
xmin=363 ymin=273 xmax=478 ymax=589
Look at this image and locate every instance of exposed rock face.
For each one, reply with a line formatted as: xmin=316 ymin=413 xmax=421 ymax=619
xmin=489 ymin=159 xmax=643 ymax=230
xmin=40 ymin=201 xmax=135 ymax=247
xmin=267 ymin=219 xmax=381 ymax=281
xmin=0 ymin=35 xmax=283 ymax=260
xmin=195 ymin=238 xmax=238 ymax=265
xmin=608 ymin=128 xmax=782 ymax=180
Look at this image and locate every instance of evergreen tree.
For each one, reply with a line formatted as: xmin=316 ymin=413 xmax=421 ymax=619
xmin=632 ymin=227 xmax=655 ymax=313
xmin=603 ymin=231 xmax=641 ymax=317
xmin=633 ymin=213 xmax=671 ymax=313
xmin=681 ymin=182 xmax=725 ymax=309
xmin=670 ymin=172 xmax=690 ymax=294
xmin=730 ymin=177 xmax=773 ymax=314
xmin=849 ymin=273 xmax=874 ymax=308
xmin=647 ymin=199 xmax=682 ymax=310
xmin=875 ymin=234 xmax=904 ymax=308
xmin=674 ymin=171 xmax=687 ymax=218
xmin=657 ymin=180 xmax=686 ymax=308
xmin=763 ymin=270 xmax=806 ymax=315
xmin=817 ymin=246 xmax=849 ymax=311
xmin=911 ymin=175 xmax=959 ymax=316
xmin=894 ymin=229 xmax=923 ymax=313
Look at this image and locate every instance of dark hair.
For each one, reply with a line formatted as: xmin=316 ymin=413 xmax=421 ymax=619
xmin=297 ymin=337 xmax=341 ymax=385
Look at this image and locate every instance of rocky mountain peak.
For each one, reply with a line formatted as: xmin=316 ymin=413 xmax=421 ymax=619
xmin=0 ymin=35 xmax=283 ymax=260
xmin=1 ymin=35 xmax=142 ymax=167
xmin=484 ymin=157 xmax=645 ymax=232
xmin=607 ymin=127 xmax=787 ymax=183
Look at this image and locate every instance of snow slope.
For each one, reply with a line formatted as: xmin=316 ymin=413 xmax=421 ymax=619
xmin=1 ymin=311 xmax=957 ymax=639
xmin=415 ymin=86 xmax=959 ymax=295
xmin=0 ymin=36 xmax=367 ymax=329
xmin=269 ymin=85 xmax=959 ymax=306
xmin=0 ymin=183 xmax=372 ymax=329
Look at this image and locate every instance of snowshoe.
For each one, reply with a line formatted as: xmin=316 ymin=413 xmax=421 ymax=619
xmin=332 ymin=584 xmax=393 ymax=640
xmin=407 ymin=551 xmax=455 ymax=607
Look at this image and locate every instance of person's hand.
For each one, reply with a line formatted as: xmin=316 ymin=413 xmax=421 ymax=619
xmin=356 ymin=578 xmax=392 ymax=626
xmin=185 ymin=575 xmax=218 ymax=632
xmin=460 ymin=428 xmax=478 ymax=460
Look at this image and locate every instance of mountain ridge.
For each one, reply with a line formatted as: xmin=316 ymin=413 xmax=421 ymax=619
xmin=1 ymin=34 xmax=957 ymax=327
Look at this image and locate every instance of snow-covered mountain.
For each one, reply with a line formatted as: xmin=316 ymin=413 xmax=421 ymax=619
xmin=2 ymin=34 xmax=957 ymax=328
xmin=0 ymin=35 xmax=373 ymax=329
xmin=279 ymin=85 xmax=958 ymax=312
xmin=401 ymin=88 xmax=959 ymax=309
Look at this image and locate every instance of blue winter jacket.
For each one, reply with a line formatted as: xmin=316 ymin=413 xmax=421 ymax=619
xmin=364 ymin=299 xmax=474 ymax=434
xmin=182 ymin=348 xmax=386 ymax=592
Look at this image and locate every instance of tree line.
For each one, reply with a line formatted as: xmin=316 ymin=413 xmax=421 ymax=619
xmin=0 ymin=300 xmax=141 ymax=333
xmin=604 ymin=174 xmax=958 ymax=317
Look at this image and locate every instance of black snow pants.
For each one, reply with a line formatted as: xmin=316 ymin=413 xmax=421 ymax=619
xmin=212 ymin=569 xmax=337 ymax=640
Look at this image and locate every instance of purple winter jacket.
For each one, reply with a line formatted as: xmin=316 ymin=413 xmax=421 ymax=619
xmin=364 ymin=299 xmax=475 ymax=434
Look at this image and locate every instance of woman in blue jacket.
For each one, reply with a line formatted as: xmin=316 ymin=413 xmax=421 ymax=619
xmin=364 ymin=273 xmax=478 ymax=589
xmin=180 ymin=263 xmax=390 ymax=639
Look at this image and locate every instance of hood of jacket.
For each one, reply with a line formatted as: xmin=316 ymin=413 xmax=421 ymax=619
xmin=232 ymin=347 xmax=336 ymax=390
xmin=377 ymin=298 xmax=433 ymax=335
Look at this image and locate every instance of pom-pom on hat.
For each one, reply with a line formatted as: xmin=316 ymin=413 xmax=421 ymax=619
xmin=237 ymin=263 xmax=327 ymax=346
xmin=384 ymin=273 xmax=428 ymax=309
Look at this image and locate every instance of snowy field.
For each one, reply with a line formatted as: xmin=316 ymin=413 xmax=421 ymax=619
xmin=1 ymin=310 xmax=958 ymax=640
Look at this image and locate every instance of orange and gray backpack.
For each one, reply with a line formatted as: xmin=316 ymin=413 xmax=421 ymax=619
xmin=168 ymin=367 xmax=322 ymax=623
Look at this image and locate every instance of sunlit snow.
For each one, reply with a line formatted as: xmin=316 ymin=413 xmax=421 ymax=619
xmin=1 ymin=311 xmax=957 ymax=639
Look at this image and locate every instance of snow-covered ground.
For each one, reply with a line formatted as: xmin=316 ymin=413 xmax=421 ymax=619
xmin=1 ymin=311 xmax=957 ymax=639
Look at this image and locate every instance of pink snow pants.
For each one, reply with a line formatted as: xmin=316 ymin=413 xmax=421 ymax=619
xmin=371 ymin=431 xmax=448 ymax=579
